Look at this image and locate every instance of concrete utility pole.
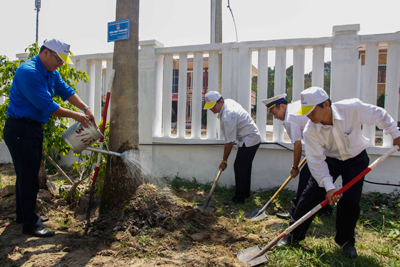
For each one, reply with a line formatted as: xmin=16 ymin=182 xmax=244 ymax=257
xmin=35 ymin=0 xmax=41 ymax=43
xmin=100 ymin=0 xmax=142 ymax=213
xmin=210 ymin=0 xmax=222 ymax=44
xmin=210 ymin=0 xmax=222 ymax=92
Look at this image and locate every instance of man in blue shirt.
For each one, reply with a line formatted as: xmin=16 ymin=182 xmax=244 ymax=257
xmin=4 ymin=39 xmax=95 ymax=237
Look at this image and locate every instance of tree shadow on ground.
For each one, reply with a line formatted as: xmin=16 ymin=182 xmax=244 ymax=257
xmin=0 ymin=218 xmax=108 ymax=267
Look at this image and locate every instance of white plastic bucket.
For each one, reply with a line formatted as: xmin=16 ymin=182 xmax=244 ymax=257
xmin=62 ymin=121 xmax=103 ymax=154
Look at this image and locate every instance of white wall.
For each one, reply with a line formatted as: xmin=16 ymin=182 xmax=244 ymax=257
xmin=147 ymin=144 xmax=400 ymax=194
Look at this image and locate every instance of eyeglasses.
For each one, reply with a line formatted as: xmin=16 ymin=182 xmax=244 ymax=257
xmin=50 ymin=52 xmax=63 ymax=63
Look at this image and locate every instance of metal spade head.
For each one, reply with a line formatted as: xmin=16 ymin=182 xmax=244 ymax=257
xmin=195 ymin=205 xmax=215 ymax=213
xmin=243 ymin=209 xmax=268 ymax=221
xmin=243 ymin=209 xmax=260 ymax=219
xmin=251 ymin=211 xmax=268 ymax=221
xmin=195 ymin=195 xmax=214 ymax=213
xmin=237 ymin=246 xmax=269 ymax=266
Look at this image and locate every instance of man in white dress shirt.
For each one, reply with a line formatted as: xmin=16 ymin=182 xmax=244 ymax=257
xmin=204 ymin=91 xmax=261 ymax=205
xmin=261 ymin=94 xmax=331 ymax=219
xmin=278 ymin=86 xmax=400 ymax=259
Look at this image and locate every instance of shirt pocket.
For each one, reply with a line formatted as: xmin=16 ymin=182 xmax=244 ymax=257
xmin=344 ymin=129 xmax=368 ymax=154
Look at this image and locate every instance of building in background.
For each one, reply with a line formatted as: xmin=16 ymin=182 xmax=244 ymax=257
xmin=171 ymin=57 xmax=258 ymax=126
xmin=359 ymin=45 xmax=389 ymax=98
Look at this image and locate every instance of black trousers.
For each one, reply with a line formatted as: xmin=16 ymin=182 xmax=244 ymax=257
xmin=4 ymin=117 xmax=43 ymax=230
xmin=288 ymin=163 xmax=332 ymax=215
xmin=289 ymin=150 xmax=369 ymax=245
xmin=232 ymin=142 xmax=260 ymax=203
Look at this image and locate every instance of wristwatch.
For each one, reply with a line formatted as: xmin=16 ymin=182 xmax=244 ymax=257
xmin=221 ymin=160 xmax=227 ymax=164
xmin=83 ymin=106 xmax=90 ymax=112
xmin=292 ymin=166 xmax=299 ymax=170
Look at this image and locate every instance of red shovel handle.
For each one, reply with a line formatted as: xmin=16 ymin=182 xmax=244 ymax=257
xmin=288 ymin=145 xmax=398 ymax=233
xmin=319 ymin=165 xmax=373 ymax=208
xmin=99 ymin=92 xmax=111 ymax=142
xmin=253 ymin=145 xmax=399 ymax=259
xmin=92 ymin=92 xmax=111 ymax=185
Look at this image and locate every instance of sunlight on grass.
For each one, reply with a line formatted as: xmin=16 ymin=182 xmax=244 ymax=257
xmin=168 ymin=176 xmax=400 ymax=267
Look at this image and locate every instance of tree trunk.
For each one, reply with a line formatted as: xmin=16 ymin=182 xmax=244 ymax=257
xmin=100 ymin=0 xmax=142 ymax=213
xmin=38 ymin=160 xmax=48 ymax=190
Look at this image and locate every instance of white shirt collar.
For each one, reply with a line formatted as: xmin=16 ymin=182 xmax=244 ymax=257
xmin=217 ymin=103 xmax=226 ymax=119
xmin=282 ymin=107 xmax=289 ymax=124
xmin=315 ymin=104 xmax=343 ymax=132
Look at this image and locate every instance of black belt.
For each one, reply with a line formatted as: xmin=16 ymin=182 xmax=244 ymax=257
xmin=8 ymin=116 xmax=44 ymax=127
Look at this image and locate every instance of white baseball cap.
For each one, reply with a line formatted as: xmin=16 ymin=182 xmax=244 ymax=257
xmin=261 ymin=93 xmax=287 ymax=112
xmin=43 ymin=39 xmax=73 ymax=65
xmin=297 ymin=87 xmax=329 ymax=115
xmin=204 ymin=91 xmax=222 ymax=109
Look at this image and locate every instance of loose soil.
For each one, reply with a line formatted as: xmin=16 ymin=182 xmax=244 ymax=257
xmin=0 ymin=164 xmax=286 ymax=267
xmin=1 ymin=162 xmax=398 ymax=267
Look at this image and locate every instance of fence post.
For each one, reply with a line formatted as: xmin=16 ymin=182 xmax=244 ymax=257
xmin=361 ymin=43 xmax=379 ymax=146
xmin=383 ymin=41 xmax=400 ymax=147
xmin=138 ymin=40 xmax=164 ymax=161
xmin=330 ymin=24 xmax=360 ymax=101
xmin=257 ymin=48 xmax=268 ymax=142
xmin=293 ymin=46 xmax=305 ymax=101
xmin=273 ymin=47 xmax=286 ymax=142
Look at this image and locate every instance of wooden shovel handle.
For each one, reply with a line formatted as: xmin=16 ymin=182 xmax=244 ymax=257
xmin=256 ymin=157 xmax=307 ymax=216
xmin=209 ymin=168 xmax=223 ymax=195
xmin=269 ymin=157 xmax=307 ymax=202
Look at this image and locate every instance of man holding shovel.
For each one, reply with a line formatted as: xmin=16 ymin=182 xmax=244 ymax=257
xmin=261 ymin=94 xmax=332 ymax=220
xmin=278 ymin=86 xmax=400 ymax=259
xmin=204 ymin=91 xmax=261 ymax=205
xmin=4 ymin=39 xmax=95 ymax=237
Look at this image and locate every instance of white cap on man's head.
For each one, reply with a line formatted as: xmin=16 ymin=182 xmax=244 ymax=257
xmin=204 ymin=91 xmax=222 ymax=109
xmin=297 ymin=87 xmax=329 ymax=115
xmin=261 ymin=93 xmax=287 ymax=112
xmin=42 ymin=39 xmax=73 ymax=65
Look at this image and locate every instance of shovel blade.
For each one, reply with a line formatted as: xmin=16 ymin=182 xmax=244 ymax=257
xmin=251 ymin=211 xmax=268 ymax=221
xmin=243 ymin=209 xmax=260 ymax=219
xmin=195 ymin=205 xmax=214 ymax=213
xmin=237 ymin=246 xmax=268 ymax=266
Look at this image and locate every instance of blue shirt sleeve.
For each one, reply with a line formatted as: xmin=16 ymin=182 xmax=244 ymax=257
xmin=53 ymin=71 xmax=76 ymax=101
xmin=14 ymin=67 xmax=60 ymax=116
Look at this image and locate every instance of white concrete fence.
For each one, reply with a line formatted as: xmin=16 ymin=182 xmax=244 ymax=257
xmin=3 ymin=24 xmax=400 ymax=194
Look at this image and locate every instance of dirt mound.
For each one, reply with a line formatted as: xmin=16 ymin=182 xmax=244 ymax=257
xmin=1 ymin=181 xmax=288 ymax=267
xmin=90 ymin=184 xmax=218 ymax=237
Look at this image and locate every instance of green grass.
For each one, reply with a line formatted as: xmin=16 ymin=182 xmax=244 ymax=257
xmin=169 ymin=176 xmax=400 ymax=267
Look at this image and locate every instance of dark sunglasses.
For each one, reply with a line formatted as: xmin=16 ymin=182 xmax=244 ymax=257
xmin=50 ymin=51 xmax=63 ymax=63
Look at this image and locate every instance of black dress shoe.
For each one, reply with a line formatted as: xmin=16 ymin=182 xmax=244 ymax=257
xmin=343 ymin=244 xmax=357 ymax=259
xmin=16 ymin=217 xmax=49 ymax=224
xmin=23 ymin=226 xmax=55 ymax=237
xmin=276 ymin=212 xmax=291 ymax=220
xmin=277 ymin=235 xmax=296 ymax=247
xmin=277 ymin=238 xmax=291 ymax=247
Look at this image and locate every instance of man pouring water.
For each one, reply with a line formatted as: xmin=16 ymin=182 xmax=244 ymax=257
xmin=4 ymin=39 xmax=96 ymax=237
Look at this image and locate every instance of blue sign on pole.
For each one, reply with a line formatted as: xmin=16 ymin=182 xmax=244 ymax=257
xmin=108 ymin=19 xmax=130 ymax=42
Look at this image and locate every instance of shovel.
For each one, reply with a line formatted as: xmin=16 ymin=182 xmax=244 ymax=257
xmin=85 ymin=92 xmax=111 ymax=233
xmin=244 ymin=157 xmax=307 ymax=221
xmin=237 ymin=146 xmax=398 ymax=266
xmin=195 ymin=168 xmax=223 ymax=212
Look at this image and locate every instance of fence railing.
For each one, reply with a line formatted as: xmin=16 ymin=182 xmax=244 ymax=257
xmin=13 ymin=24 xmax=400 ymax=151
xmin=138 ymin=25 xmax=400 ymax=152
